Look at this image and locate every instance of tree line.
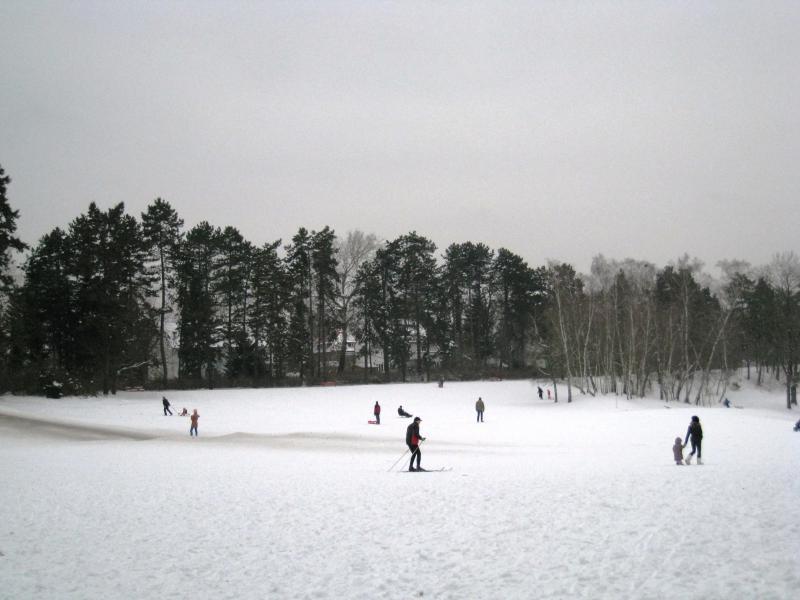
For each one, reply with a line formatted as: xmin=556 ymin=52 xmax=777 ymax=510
xmin=0 ymin=164 xmax=798 ymax=407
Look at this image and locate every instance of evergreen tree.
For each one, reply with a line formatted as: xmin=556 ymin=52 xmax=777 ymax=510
xmin=216 ymin=226 xmax=254 ymax=381
xmin=141 ymin=198 xmax=183 ymax=386
xmin=0 ymin=165 xmax=27 ymax=289
xmin=394 ymin=232 xmax=438 ymax=379
xmin=18 ymin=228 xmax=76 ymax=384
xmin=493 ymin=248 xmax=546 ymax=369
xmin=175 ymin=222 xmax=222 ymax=387
xmin=462 ymin=242 xmax=495 ymax=366
xmin=311 ymin=227 xmax=338 ymax=380
xmin=353 ymin=258 xmax=383 ymax=379
xmin=68 ymin=203 xmax=153 ymax=394
xmin=250 ymin=240 xmax=287 ymax=383
xmin=0 ymin=165 xmax=28 ymax=390
xmin=285 ymin=228 xmax=312 ymax=383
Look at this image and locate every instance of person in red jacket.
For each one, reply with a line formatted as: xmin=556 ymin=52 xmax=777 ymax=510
xmin=405 ymin=417 xmax=426 ymax=471
xmin=373 ymin=401 xmax=381 ymax=425
xmin=190 ymin=409 xmax=199 ymax=437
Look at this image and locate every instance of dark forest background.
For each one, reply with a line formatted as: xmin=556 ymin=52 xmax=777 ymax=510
xmin=1 ymin=164 xmax=798 ymax=408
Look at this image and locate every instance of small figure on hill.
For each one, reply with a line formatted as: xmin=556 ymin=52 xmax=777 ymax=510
xmin=684 ymin=415 xmax=703 ymax=464
xmin=537 ymin=386 xmax=543 ymax=400
xmin=547 ymin=389 xmax=552 ymax=401
xmin=793 ymin=419 xmax=800 ymax=432
xmin=406 ymin=417 xmax=426 ymax=472
xmin=398 ymin=405 xmax=412 ymax=418
xmin=672 ymin=437 xmax=684 ymax=465
xmin=179 ymin=407 xmax=188 ymax=416
xmin=475 ymin=397 xmax=485 ymax=423
xmin=190 ymin=409 xmax=199 ymax=436
xmin=373 ymin=401 xmax=381 ymax=425
xmin=162 ymin=396 xmax=173 ymax=416
xmin=722 ymin=398 xmax=731 ymax=408
xmin=438 ymin=377 xmax=444 ymax=388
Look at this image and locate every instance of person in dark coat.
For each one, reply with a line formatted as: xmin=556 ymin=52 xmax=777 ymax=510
xmin=398 ymin=405 xmax=412 ymax=418
xmin=537 ymin=386 xmax=543 ymax=400
xmin=475 ymin=397 xmax=485 ymax=422
xmin=405 ymin=417 xmax=426 ymax=471
xmin=683 ymin=415 xmax=703 ymax=464
xmin=373 ymin=401 xmax=381 ymax=424
xmin=162 ymin=396 xmax=173 ymax=416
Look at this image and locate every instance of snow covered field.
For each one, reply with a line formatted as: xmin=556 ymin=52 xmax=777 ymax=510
xmin=1 ymin=379 xmax=798 ymax=599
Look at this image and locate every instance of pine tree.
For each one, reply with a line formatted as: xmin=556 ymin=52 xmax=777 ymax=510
xmin=175 ymin=222 xmax=222 ymax=387
xmin=0 ymin=165 xmax=28 ymax=391
xmin=68 ymin=203 xmax=153 ymax=394
xmin=395 ymin=232 xmax=438 ymax=379
xmin=0 ymin=165 xmax=27 ymax=289
xmin=141 ymin=198 xmax=183 ymax=386
xmin=250 ymin=240 xmax=287 ymax=383
xmin=216 ymin=226 xmax=254 ymax=381
xmin=285 ymin=228 xmax=312 ymax=383
xmin=311 ymin=227 xmax=338 ymax=380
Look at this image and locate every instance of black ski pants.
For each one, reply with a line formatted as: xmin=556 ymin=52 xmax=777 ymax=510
xmin=689 ymin=438 xmax=702 ymax=458
xmin=164 ymin=406 xmax=172 ymax=416
xmin=408 ymin=444 xmax=421 ymax=470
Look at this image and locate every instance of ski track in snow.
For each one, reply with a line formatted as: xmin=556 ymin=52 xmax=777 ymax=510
xmin=1 ymin=379 xmax=799 ymax=599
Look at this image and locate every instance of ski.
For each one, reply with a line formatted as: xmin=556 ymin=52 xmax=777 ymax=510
xmin=400 ymin=467 xmax=452 ymax=473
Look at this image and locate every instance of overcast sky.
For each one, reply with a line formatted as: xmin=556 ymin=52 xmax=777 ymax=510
xmin=1 ymin=1 xmax=798 ymax=273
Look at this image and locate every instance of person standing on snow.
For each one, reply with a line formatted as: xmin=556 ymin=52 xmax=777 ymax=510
xmin=475 ymin=397 xmax=485 ymax=423
xmin=406 ymin=417 xmax=426 ymax=471
xmin=537 ymin=386 xmax=543 ymax=400
xmin=683 ymin=415 xmax=703 ymax=464
xmin=190 ymin=409 xmax=199 ymax=437
xmin=373 ymin=401 xmax=381 ymax=424
xmin=162 ymin=396 xmax=173 ymax=416
xmin=672 ymin=437 xmax=684 ymax=465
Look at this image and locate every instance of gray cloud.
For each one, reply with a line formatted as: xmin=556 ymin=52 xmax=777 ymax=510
xmin=2 ymin=0 xmax=798 ymax=271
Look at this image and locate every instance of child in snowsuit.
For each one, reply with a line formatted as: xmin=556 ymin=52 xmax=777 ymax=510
xmin=673 ymin=437 xmax=684 ymax=465
xmin=406 ymin=417 xmax=426 ymax=471
xmin=190 ymin=409 xmax=199 ymax=436
xmin=373 ymin=401 xmax=381 ymax=424
xmin=179 ymin=407 xmax=188 ymax=416
xmin=684 ymin=415 xmax=703 ymax=464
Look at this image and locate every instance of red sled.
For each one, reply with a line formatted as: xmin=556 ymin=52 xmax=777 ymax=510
xmin=368 ymin=420 xmax=378 ymax=424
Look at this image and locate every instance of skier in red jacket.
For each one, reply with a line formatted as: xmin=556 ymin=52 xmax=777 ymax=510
xmin=405 ymin=417 xmax=426 ymax=471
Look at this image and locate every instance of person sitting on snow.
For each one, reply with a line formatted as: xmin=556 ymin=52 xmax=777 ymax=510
xmin=179 ymin=407 xmax=189 ymax=416
xmin=398 ymin=405 xmax=412 ymax=418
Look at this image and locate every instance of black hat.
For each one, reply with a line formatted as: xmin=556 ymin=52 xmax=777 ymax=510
xmin=414 ymin=416 xmax=421 ymax=422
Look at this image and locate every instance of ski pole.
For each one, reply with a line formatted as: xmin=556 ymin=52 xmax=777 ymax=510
xmin=386 ymin=449 xmax=409 ymax=472
xmin=387 ymin=439 xmax=425 ymax=472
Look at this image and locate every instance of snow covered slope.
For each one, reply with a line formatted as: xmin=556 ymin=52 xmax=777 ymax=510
xmin=1 ymin=380 xmax=798 ymax=599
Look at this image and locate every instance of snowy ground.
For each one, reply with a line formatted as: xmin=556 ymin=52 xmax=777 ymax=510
xmin=1 ymin=378 xmax=798 ymax=599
